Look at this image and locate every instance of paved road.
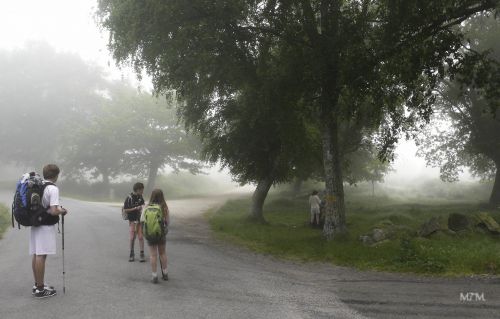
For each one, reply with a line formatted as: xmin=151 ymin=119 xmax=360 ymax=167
xmin=0 ymin=192 xmax=499 ymax=319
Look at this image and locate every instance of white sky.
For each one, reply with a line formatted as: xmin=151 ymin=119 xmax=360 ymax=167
xmin=0 ymin=0 xmax=465 ymax=184
xmin=0 ymin=0 xmax=141 ymax=84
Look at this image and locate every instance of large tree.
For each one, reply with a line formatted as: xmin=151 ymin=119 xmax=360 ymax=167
xmin=116 ymin=85 xmax=203 ymax=193
xmin=417 ymin=14 xmax=500 ymax=207
xmin=97 ymin=0 xmax=499 ymax=238
xmin=61 ymin=93 xmax=127 ymax=188
xmin=62 ymin=83 xmax=202 ymax=193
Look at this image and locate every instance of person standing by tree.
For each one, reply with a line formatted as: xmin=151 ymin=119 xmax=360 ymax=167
xmin=142 ymin=189 xmax=170 ymax=283
xmin=123 ymin=182 xmax=145 ymax=262
xmin=309 ymin=190 xmax=321 ymax=228
xmin=31 ymin=164 xmax=68 ymax=298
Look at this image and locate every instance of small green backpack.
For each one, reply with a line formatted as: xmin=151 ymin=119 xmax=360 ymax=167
xmin=142 ymin=204 xmax=165 ymax=243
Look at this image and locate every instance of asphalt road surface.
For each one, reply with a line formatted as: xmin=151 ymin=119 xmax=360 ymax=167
xmin=0 ymin=192 xmax=499 ymax=319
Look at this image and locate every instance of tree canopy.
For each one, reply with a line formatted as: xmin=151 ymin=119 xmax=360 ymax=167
xmin=0 ymin=43 xmax=104 ymax=167
xmin=97 ymin=0 xmax=500 ymax=237
xmin=0 ymin=43 xmax=202 ymax=192
xmin=417 ymin=14 xmax=500 ymax=206
xmin=62 ymin=83 xmax=203 ymax=192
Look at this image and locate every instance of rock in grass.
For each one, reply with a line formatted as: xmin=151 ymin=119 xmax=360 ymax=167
xmin=448 ymin=213 xmax=470 ymax=232
xmin=419 ymin=217 xmax=446 ymax=237
xmin=473 ymin=212 xmax=500 ymax=234
xmin=372 ymin=228 xmax=388 ymax=242
xmin=359 ymin=235 xmax=374 ymax=246
xmin=360 ymin=222 xmax=414 ymax=246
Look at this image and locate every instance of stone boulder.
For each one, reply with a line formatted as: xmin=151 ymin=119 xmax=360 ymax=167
xmin=372 ymin=228 xmax=388 ymax=242
xmin=448 ymin=213 xmax=470 ymax=232
xmin=473 ymin=212 xmax=500 ymax=234
xmin=359 ymin=221 xmax=413 ymax=246
xmin=359 ymin=235 xmax=374 ymax=246
xmin=419 ymin=217 xmax=446 ymax=237
xmin=359 ymin=227 xmax=393 ymax=246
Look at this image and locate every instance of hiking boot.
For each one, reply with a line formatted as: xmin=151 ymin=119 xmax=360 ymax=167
xmin=151 ymin=276 xmax=159 ymax=284
xmin=34 ymin=288 xmax=57 ymax=299
xmin=139 ymin=252 xmax=145 ymax=262
xmin=162 ymin=273 xmax=169 ymax=281
xmin=129 ymin=252 xmax=135 ymax=262
xmin=32 ymin=284 xmax=55 ymax=295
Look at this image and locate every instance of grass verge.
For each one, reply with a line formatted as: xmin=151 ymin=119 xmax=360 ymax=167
xmin=208 ymin=194 xmax=500 ymax=276
xmin=0 ymin=204 xmax=10 ymax=239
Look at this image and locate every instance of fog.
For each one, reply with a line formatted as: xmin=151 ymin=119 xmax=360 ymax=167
xmin=0 ymin=0 xmax=488 ymax=199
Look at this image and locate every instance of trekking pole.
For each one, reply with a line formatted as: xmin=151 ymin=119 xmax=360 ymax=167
xmin=159 ymin=254 xmax=163 ymax=278
xmin=62 ymin=214 xmax=66 ymax=294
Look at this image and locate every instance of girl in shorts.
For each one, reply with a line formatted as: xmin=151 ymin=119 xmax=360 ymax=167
xmin=142 ymin=188 xmax=170 ymax=283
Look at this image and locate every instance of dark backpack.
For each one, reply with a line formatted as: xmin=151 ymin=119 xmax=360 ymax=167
xmin=11 ymin=172 xmax=59 ymax=228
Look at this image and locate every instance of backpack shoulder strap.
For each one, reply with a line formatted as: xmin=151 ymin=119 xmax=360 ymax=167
xmin=123 ymin=194 xmax=134 ymax=209
xmin=43 ymin=181 xmax=55 ymax=188
xmin=40 ymin=182 xmax=56 ymax=210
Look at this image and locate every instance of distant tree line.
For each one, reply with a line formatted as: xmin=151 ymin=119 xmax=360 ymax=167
xmin=0 ymin=43 xmax=202 ymax=194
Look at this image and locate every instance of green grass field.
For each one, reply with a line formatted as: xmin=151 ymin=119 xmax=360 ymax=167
xmin=208 ymin=191 xmax=500 ymax=276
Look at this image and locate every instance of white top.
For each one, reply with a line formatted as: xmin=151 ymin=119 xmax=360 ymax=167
xmin=309 ymin=195 xmax=321 ymax=209
xmin=42 ymin=183 xmax=60 ymax=212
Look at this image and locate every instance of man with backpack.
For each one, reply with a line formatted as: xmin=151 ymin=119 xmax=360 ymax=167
xmin=123 ymin=182 xmax=145 ymax=262
xmin=30 ymin=164 xmax=67 ymax=298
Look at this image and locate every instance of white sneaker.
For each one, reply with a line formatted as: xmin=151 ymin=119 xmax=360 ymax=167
xmin=34 ymin=288 xmax=57 ymax=298
xmin=32 ymin=284 xmax=55 ymax=295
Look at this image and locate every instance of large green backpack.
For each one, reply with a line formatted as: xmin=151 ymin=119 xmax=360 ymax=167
xmin=142 ymin=204 xmax=165 ymax=243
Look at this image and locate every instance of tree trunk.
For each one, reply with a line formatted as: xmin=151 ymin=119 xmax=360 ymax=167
xmin=102 ymin=172 xmax=110 ymax=188
xmin=321 ymin=118 xmax=347 ymax=240
xmin=250 ymin=178 xmax=273 ymax=223
xmin=146 ymin=161 xmax=160 ymax=196
xmin=489 ymin=161 xmax=500 ymax=207
xmin=100 ymin=171 xmax=111 ymax=199
xmin=292 ymin=178 xmax=303 ymax=196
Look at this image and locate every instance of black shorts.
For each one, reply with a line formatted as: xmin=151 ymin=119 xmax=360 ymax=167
xmin=147 ymin=236 xmax=166 ymax=246
xmin=127 ymin=211 xmax=140 ymax=222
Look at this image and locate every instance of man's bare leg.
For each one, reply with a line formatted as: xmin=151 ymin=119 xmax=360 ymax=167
xmin=34 ymin=255 xmax=47 ymax=288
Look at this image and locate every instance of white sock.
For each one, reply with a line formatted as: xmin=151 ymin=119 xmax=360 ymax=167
xmin=152 ymin=272 xmax=157 ymax=278
xmin=162 ymin=269 xmax=168 ymax=274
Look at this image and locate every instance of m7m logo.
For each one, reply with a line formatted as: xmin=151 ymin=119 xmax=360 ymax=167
xmin=460 ymin=292 xmax=486 ymax=302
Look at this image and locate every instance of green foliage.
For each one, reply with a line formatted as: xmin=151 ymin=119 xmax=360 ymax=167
xmin=61 ymin=81 xmax=203 ymax=189
xmin=98 ymin=0 xmax=323 ymax=187
xmin=416 ymin=14 xmax=500 ymax=206
xmin=97 ymin=0 xmax=499 ymax=233
xmin=0 ymin=43 xmax=202 ymax=189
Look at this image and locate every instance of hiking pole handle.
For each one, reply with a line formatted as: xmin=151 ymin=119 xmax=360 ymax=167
xmin=62 ymin=214 xmax=65 ymax=250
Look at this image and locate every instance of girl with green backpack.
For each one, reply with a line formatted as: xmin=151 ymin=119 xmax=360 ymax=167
xmin=141 ymin=189 xmax=170 ymax=283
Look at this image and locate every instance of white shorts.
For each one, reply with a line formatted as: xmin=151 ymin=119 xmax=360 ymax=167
xmin=310 ymin=207 xmax=320 ymax=215
xmin=29 ymin=225 xmax=57 ymax=255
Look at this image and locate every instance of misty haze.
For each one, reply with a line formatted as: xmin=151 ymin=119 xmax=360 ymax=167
xmin=0 ymin=1 xmax=499 ymax=319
